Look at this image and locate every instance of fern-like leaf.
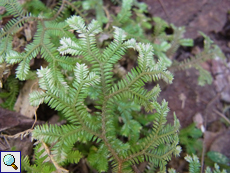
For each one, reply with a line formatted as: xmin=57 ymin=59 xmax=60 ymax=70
xmin=30 ymin=15 xmax=180 ymax=172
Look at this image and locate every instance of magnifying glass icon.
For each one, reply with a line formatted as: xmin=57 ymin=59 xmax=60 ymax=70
xmin=3 ymin=154 xmax=18 ymax=170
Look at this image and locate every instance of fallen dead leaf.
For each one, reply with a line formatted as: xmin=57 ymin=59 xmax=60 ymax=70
xmin=0 ymin=107 xmax=43 ymax=134
xmin=14 ymin=79 xmax=39 ymax=118
xmin=204 ymin=131 xmax=220 ymax=151
xmin=193 ymin=112 xmax=205 ymax=132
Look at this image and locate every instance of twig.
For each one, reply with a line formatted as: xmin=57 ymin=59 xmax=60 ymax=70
xmin=157 ymin=0 xmax=170 ymax=22
xmin=214 ymin=109 xmax=230 ymax=125
xmin=31 ymin=110 xmax=38 ymax=129
xmin=41 ymin=141 xmax=69 ymax=173
xmin=0 ymin=129 xmax=33 ymax=139
xmin=103 ymin=6 xmax=111 ymax=30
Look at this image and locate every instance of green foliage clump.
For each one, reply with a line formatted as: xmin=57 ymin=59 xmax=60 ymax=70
xmin=179 ymin=123 xmax=202 ymax=154
xmin=171 ymin=32 xmax=225 ymax=86
xmin=207 ymin=151 xmax=230 ymax=166
xmin=82 ymin=0 xmax=107 ymax=25
xmin=0 ymin=75 xmax=19 ymax=110
xmin=27 ymin=15 xmax=182 ymax=173
xmin=0 ymin=0 xmax=77 ymax=83
xmin=22 ymin=142 xmax=56 ymax=173
xmin=206 ymin=151 xmax=230 ymax=171
xmin=185 ymin=154 xmax=227 ymax=173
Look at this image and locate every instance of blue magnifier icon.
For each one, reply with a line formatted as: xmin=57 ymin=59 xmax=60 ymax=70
xmin=3 ymin=154 xmax=18 ymax=170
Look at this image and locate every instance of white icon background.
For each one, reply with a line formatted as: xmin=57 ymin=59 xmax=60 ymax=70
xmin=1 ymin=151 xmax=21 ymax=172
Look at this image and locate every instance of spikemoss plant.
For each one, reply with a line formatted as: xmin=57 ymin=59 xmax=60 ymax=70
xmin=25 ymin=16 xmax=182 ymax=173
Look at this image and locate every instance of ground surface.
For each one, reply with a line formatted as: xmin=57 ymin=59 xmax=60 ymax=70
xmin=143 ymin=0 xmax=230 ymax=172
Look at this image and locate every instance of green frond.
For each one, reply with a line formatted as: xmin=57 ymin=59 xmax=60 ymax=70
xmin=119 ymin=101 xmax=180 ymax=171
xmin=21 ymin=156 xmax=34 ymax=172
xmin=171 ymin=31 xmax=224 ymax=86
xmin=32 ymin=124 xmax=62 ymax=144
xmin=82 ymin=0 xmax=107 ymax=25
xmin=136 ymin=43 xmax=154 ymax=70
xmin=183 ymin=154 xmax=227 ymax=173
xmin=32 ymin=124 xmax=86 ymax=164
xmin=94 ymin=0 xmax=108 ymax=25
xmin=22 ymin=0 xmax=49 ymax=16
xmin=45 ymin=21 xmax=73 ymax=38
xmin=21 ymin=143 xmax=56 ymax=173
xmin=0 ymin=75 xmax=19 ymax=110
xmin=57 ymin=56 xmax=78 ymax=71
xmin=58 ymin=37 xmax=84 ymax=56
xmin=166 ymin=24 xmax=193 ymax=57
xmin=108 ymin=56 xmax=173 ymax=111
xmin=87 ymin=19 xmax=103 ymax=35
xmin=30 ymin=61 xmax=102 ymax=127
xmin=88 ymin=144 xmax=109 ymax=172
xmin=185 ymin=154 xmax=201 ymax=173
xmin=36 ymin=67 xmax=67 ymax=91
xmin=34 ymin=143 xmax=50 ymax=164
xmin=67 ymin=15 xmax=102 ymax=36
xmin=113 ymin=26 xmax=127 ymax=42
xmin=153 ymin=17 xmax=169 ymax=37
xmin=205 ymin=164 xmax=227 ymax=173
xmin=1 ymin=18 xmax=24 ymax=34
xmin=67 ymin=15 xmax=87 ymax=34
xmin=41 ymin=38 xmax=76 ymax=89
xmin=64 ymin=16 xmax=102 ymax=69
xmin=120 ymin=119 xmax=142 ymax=142
xmin=72 ymin=63 xmax=100 ymax=100
xmin=15 ymin=58 xmax=31 ymax=80
xmin=6 ymin=51 xmax=24 ymax=64
xmin=168 ymin=168 xmax=177 ymax=173
xmin=0 ymin=36 xmax=13 ymax=63
xmin=179 ymin=123 xmax=202 ymax=154
xmin=73 ymin=63 xmax=100 ymax=88
xmin=5 ymin=29 xmax=40 ymax=77
xmin=65 ymin=150 xmax=82 ymax=164
xmin=152 ymin=41 xmax=172 ymax=67
xmin=24 ymin=14 xmax=181 ymax=172
xmin=30 ymin=67 xmax=87 ymax=125
xmin=0 ymin=0 xmax=25 ymax=18
xmin=0 ymin=0 xmax=78 ymax=82
xmin=114 ymin=100 xmax=142 ymax=143
xmin=199 ymin=31 xmax=213 ymax=51
xmin=197 ymin=66 xmax=213 ymax=86
xmin=116 ymin=0 xmax=133 ymax=24
xmin=102 ymin=27 xmax=135 ymax=63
